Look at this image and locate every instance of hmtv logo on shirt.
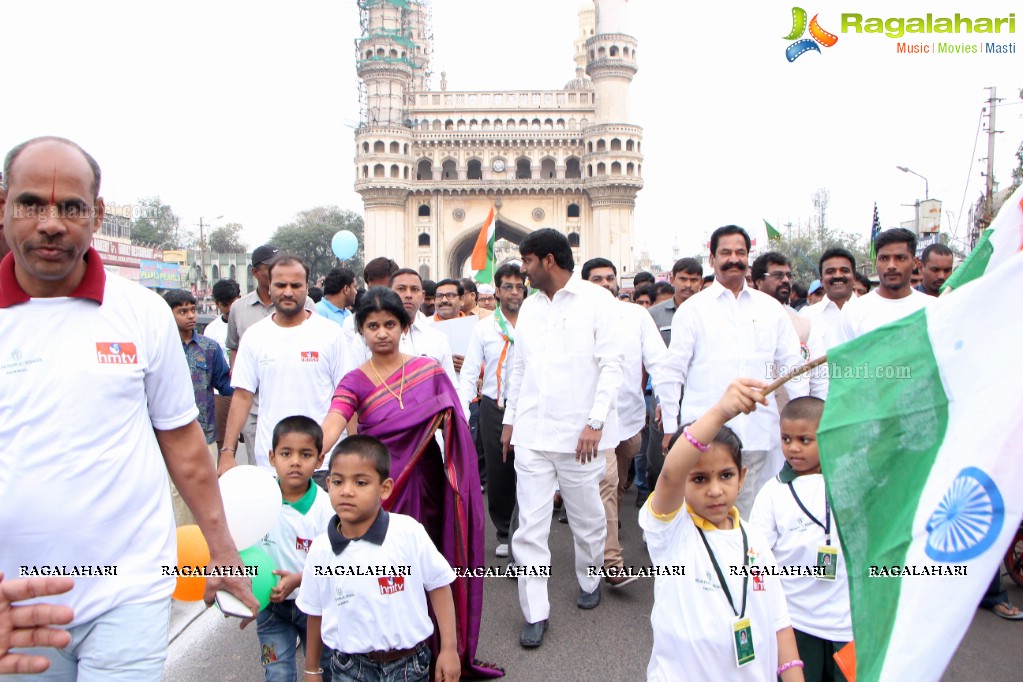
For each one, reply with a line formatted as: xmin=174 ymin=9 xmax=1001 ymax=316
xmin=378 ymin=576 xmax=405 ymax=595
xmin=95 ymin=342 xmax=138 ymax=364
xmin=300 ymin=351 xmax=319 ymax=363
xmin=295 ymin=537 xmax=313 ymax=552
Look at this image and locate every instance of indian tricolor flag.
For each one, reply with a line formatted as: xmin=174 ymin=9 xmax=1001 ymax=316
xmin=471 ymin=206 xmax=496 ymax=284
xmin=818 ymin=249 xmax=1023 ymax=681
xmin=943 ymin=183 xmax=1023 ymax=292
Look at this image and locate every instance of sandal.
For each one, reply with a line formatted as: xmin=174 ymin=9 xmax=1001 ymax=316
xmin=992 ymin=602 xmax=1023 ymax=620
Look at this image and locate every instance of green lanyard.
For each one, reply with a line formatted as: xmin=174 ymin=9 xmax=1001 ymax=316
xmin=697 ymin=524 xmax=749 ymax=619
xmin=494 ymin=306 xmax=513 ymax=343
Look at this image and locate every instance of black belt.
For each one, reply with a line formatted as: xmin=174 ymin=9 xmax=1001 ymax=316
xmin=361 ymin=641 xmax=426 ymax=663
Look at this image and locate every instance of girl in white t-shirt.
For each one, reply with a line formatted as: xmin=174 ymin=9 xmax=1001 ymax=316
xmin=750 ymin=397 xmax=852 ymax=682
xmin=640 ymin=379 xmax=805 ymax=682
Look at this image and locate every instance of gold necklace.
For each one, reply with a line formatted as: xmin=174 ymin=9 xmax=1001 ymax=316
xmin=369 ymin=354 xmax=406 ymax=409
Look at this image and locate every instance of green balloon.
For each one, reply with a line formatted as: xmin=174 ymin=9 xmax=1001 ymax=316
xmin=239 ymin=545 xmax=278 ymax=611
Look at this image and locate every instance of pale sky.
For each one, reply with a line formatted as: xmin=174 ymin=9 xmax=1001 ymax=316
xmin=3 ymin=0 xmax=1020 ymax=270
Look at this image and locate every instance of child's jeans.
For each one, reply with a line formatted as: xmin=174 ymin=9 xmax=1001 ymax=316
xmin=257 ymin=600 xmax=333 ymax=682
xmin=330 ymin=642 xmax=431 ymax=682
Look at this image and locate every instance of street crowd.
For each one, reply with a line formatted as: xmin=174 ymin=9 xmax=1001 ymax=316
xmin=0 ymin=136 xmax=1015 ymax=682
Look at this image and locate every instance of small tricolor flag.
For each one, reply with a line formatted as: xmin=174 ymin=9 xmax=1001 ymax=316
xmin=943 ymin=183 xmax=1023 ymax=293
xmin=868 ymin=203 xmax=881 ymax=262
xmin=471 ymin=206 xmax=496 ymax=284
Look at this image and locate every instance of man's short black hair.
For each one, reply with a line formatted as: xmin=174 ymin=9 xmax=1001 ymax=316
xmin=389 ymin=268 xmax=422 ymax=286
xmin=163 ymin=289 xmax=197 ymax=309
xmin=874 ymin=228 xmax=916 ymax=257
xmin=519 ymin=228 xmax=574 ymax=272
xmin=854 ymin=272 xmax=873 ymax=292
xmin=671 ymin=258 xmax=703 ymax=278
xmin=581 ymin=258 xmax=617 ymax=281
xmin=633 ymin=271 xmax=655 ymax=286
xmin=709 ymin=225 xmax=751 ymax=254
xmin=436 ymin=278 xmax=464 ymax=296
xmin=329 ymin=434 xmax=391 ymax=482
xmin=272 ymin=415 xmax=323 ymax=454
xmin=654 ymin=281 xmax=674 ymax=298
xmin=323 ymin=267 xmax=356 ymax=295
xmin=920 ymin=243 xmax=953 ymax=264
xmin=459 ymin=278 xmax=478 ymax=296
xmin=363 ymin=257 xmax=400 ymax=284
xmin=494 ymin=263 xmax=524 ymax=288
xmin=211 ymin=279 xmax=240 ymax=304
xmin=818 ymin=247 xmax=856 ymax=274
xmin=308 ymin=286 xmax=323 ymax=303
xmin=751 ymin=252 xmax=791 ymax=283
xmin=791 ymin=282 xmax=808 ymax=298
xmin=268 ymin=254 xmax=310 ymax=280
xmin=422 ymin=279 xmax=437 ymax=296
xmin=632 ymin=283 xmax=654 ymax=302
xmin=702 ymin=274 xmax=715 ymax=285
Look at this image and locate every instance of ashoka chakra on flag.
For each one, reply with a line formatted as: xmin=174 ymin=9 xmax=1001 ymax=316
xmin=924 ymin=467 xmax=1004 ymax=563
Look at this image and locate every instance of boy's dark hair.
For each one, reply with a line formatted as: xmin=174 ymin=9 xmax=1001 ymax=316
xmin=654 ymin=281 xmax=674 ymax=298
xmin=709 ymin=225 xmax=751 ymax=255
xmin=672 ymin=257 xmax=703 ymax=277
xmin=581 ymin=257 xmax=617 ymax=280
xmin=435 ymin=278 xmax=464 ymax=296
xmin=323 ymin=267 xmax=356 ymax=295
xmin=355 ymin=286 xmax=410 ymax=330
xmin=818 ymin=247 xmax=856 ymax=275
xmin=519 ymin=227 xmax=574 ymax=272
xmin=854 ymin=272 xmax=873 ymax=292
xmin=669 ymin=424 xmax=744 ymax=469
xmin=329 ymin=435 xmax=391 ymax=481
xmin=632 ymin=283 xmax=654 ymax=302
xmin=211 ymin=279 xmax=240 ymax=304
xmin=389 ymin=268 xmax=422 ymax=286
xmin=308 ymin=286 xmax=324 ymax=303
xmin=494 ymin=263 xmax=524 ymax=288
xmin=363 ymin=257 xmax=400 ymax=284
xmin=633 ymin=271 xmax=656 ymax=286
xmin=272 ymin=415 xmax=324 ymax=454
xmin=163 ymin=289 xmax=197 ymax=309
xmin=920 ymin=243 xmax=953 ymax=264
xmin=750 ymin=252 xmax=790 ymax=283
xmin=781 ymin=396 xmax=825 ymax=424
xmin=874 ymin=228 xmax=916 ymax=257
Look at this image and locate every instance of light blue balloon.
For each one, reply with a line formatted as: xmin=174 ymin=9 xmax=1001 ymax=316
xmin=331 ymin=230 xmax=359 ymax=260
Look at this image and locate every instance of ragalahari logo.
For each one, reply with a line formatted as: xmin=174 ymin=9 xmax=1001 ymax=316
xmin=784 ymin=7 xmax=839 ymax=61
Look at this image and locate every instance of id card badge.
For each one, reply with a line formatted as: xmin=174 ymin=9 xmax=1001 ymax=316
xmin=732 ymin=617 xmax=755 ymax=667
xmin=816 ymin=545 xmax=838 ymax=581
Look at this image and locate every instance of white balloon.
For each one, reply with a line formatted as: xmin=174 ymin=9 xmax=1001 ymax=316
xmin=218 ymin=466 xmax=282 ymax=550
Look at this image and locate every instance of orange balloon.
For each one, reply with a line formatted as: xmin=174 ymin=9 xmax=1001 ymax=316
xmin=172 ymin=525 xmax=210 ymax=601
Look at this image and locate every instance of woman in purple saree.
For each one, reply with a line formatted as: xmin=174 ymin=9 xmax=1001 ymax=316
xmin=321 ymin=287 xmax=502 ymax=679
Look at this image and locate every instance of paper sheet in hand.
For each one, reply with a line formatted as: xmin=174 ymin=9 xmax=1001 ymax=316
xmin=431 ymin=316 xmax=478 ymax=356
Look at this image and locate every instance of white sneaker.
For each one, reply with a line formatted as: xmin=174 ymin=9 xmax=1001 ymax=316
xmin=495 ymin=543 xmax=509 ymax=558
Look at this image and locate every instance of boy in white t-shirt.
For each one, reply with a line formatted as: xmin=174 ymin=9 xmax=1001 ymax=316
xmin=257 ymin=416 xmax=336 ymax=682
xmin=639 ymin=380 xmax=805 ymax=682
xmin=298 ymin=436 xmax=461 ymax=682
xmin=750 ymin=397 xmax=851 ymax=681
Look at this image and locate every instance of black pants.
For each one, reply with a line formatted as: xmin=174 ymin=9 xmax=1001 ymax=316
xmin=479 ymin=395 xmax=517 ymax=543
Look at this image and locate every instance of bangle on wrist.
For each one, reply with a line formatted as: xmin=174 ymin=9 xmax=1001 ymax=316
xmin=219 ymin=446 xmax=236 ymax=453
xmin=681 ymin=426 xmax=710 ymax=453
xmin=304 ymin=669 xmax=323 ymax=676
xmin=777 ymin=659 xmax=804 ymax=675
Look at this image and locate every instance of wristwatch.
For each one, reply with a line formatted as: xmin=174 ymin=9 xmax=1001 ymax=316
xmin=586 ymin=419 xmax=604 ymax=431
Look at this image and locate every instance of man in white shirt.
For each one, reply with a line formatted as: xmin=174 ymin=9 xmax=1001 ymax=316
xmin=0 ymin=136 xmax=257 ymax=678
xmin=582 ymin=258 xmax=669 ymax=588
xmin=751 ymin=252 xmax=828 ymax=400
xmin=344 ymin=268 xmax=457 ymax=384
xmin=205 ymin=278 xmax=240 ymax=452
xmin=220 ymin=256 xmax=348 ymax=475
xmin=654 ymin=225 xmax=807 ymax=517
xmin=500 ymin=229 xmax=624 ymax=648
xmin=800 ymin=247 xmax=857 ymax=352
xmin=457 ymin=264 xmax=526 ymax=560
xmin=841 ymin=228 xmax=935 ymax=341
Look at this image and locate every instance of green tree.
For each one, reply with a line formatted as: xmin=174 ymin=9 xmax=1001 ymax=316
xmin=130 ymin=196 xmax=188 ymax=248
xmin=208 ymin=222 xmax=247 ymax=253
xmin=270 ymin=207 xmax=364 ymax=283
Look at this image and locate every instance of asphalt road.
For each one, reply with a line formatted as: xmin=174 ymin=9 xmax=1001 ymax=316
xmin=163 ymin=480 xmax=1023 ymax=681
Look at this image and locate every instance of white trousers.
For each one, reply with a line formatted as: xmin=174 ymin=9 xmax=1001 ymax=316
xmin=512 ymin=446 xmax=607 ymax=623
xmin=736 ymin=449 xmax=777 ymax=519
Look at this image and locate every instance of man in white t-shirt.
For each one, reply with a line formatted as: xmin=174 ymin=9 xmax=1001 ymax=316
xmin=0 ymin=137 xmax=257 ymax=679
xmin=840 ymin=228 xmax=935 ymax=342
xmin=220 ymin=256 xmax=349 ymax=475
xmin=800 ymin=247 xmax=857 ymax=352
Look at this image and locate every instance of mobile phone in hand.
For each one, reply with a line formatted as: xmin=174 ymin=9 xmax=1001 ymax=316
xmin=215 ymin=590 xmax=256 ymax=619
